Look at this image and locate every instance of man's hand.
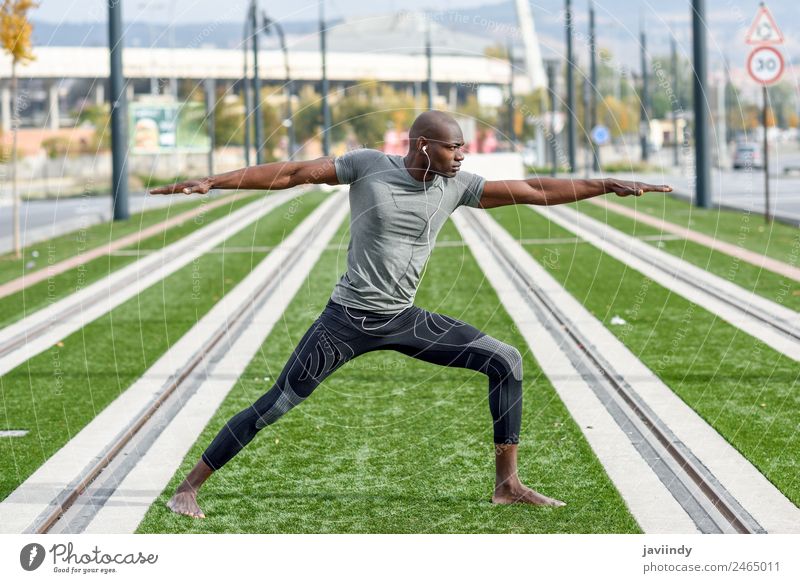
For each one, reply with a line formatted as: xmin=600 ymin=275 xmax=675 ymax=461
xmin=606 ymin=179 xmax=672 ymax=197
xmin=149 ymin=178 xmax=214 ymax=196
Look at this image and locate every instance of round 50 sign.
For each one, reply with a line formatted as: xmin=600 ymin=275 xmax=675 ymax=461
xmin=747 ymin=46 xmax=784 ymax=85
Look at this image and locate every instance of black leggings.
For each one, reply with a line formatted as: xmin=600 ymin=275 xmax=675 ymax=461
xmin=201 ymin=299 xmax=524 ymax=470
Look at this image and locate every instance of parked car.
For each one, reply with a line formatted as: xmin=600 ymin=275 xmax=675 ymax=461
xmin=732 ymin=142 xmax=764 ymax=170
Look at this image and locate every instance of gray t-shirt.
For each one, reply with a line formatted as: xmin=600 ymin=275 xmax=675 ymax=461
xmin=331 ymin=148 xmax=486 ymax=314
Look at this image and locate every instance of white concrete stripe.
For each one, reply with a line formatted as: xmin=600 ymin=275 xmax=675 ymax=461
xmin=0 ymin=188 xmax=307 ymax=378
xmin=534 ymin=205 xmax=800 ymax=362
xmin=0 ymin=189 xmax=346 ymax=534
xmin=81 ymin=190 xmax=349 ymax=534
xmin=462 ymin=209 xmax=800 ymax=533
xmin=452 ymin=209 xmax=698 ymax=534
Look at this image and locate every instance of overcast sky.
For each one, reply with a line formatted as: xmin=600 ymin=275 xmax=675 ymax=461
xmin=33 ymin=0 xmax=490 ymax=23
xmin=31 ymin=0 xmax=791 ymax=26
xmin=29 ymin=0 xmax=797 ymax=71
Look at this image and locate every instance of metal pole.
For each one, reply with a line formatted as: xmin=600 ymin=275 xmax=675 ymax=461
xmin=547 ymin=61 xmax=558 ymax=177
xmin=270 ymin=20 xmax=296 ymax=158
xmin=671 ymin=36 xmax=680 ymax=167
xmin=205 ymin=78 xmax=216 ymax=176
xmin=320 ymin=1 xmax=331 ymax=156
xmin=426 ymin=16 xmax=434 ymax=110
xmin=508 ymin=40 xmax=515 ymax=142
xmin=717 ymin=75 xmax=728 ymax=168
xmin=583 ymin=77 xmax=590 ymax=178
xmin=108 ymin=0 xmax=129 ymax=221
xmin=169 ymin=1 xmax=177 ymax=100
xmin=763 ymin=85 xmax=770 ymax=222
xmin=565 ymin=0 xmax=576 ymax=172
xmin=251 ymin=0 xmax=264 ymax=164
xmin=589 ymin=1 xmax=600 ymax=172
xmin=692 ymin=0 xmax=711 ymax=208
xmin=242 ymin=17 xmax=251 ymax=166
xmin=640 ymin=25 xmax=649 ymax=163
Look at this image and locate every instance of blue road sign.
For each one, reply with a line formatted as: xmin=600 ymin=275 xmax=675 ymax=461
xmin=591 ymin=125 xmax=610 ymax=145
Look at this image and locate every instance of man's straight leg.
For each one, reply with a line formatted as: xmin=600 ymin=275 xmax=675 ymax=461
xmin=167 ymin=302 xmax=370 ymax=518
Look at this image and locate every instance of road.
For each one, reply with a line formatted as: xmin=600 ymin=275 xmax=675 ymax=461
xmin=579 ymin=143 xmax=800 ymax=224
xmin=0 ymin=192 xmax=214 ymax=256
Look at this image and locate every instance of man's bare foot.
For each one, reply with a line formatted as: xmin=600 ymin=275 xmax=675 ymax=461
xmin=492 ymin=443 xmax=565 ymax=507
xmin=166 ymin=490 xmax=206 ymax=518
xmin=492 ymin=483 xmax=566 ymax=507
xmin=165 ymin=458 xmax=214 ymax=518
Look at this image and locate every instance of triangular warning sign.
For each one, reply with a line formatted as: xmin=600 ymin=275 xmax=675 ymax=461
xmin=745 ymin=4 xmax=784 ymax=45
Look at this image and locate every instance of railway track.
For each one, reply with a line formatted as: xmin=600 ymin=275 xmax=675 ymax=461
xmin=533 ymin=205 xmax=800 ymax=361
xmin=0 ymin=188 xmax=313 ymax=378
xmin=454 ymin=208 xmax=800 ymax=534
xmin=1 ymin=189 xmax=348 ymax=534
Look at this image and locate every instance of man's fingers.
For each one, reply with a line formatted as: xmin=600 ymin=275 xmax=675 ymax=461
xmin=149 ymin=180 xmax=209 ymax=196
xmin=149 ymin=183 xmax=190 ymax=195
xmin=643 ymin=183 xmax=672 ymax=193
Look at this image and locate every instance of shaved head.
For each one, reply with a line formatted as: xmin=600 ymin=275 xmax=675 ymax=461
xmin=404 ymin=110 xmax=466 ymax=180
xmin=408 ymin=110 xmax=462 ymax=146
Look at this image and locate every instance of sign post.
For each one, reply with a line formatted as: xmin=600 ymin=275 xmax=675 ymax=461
xmin=745 ymin=2 xmax=784 ymax=223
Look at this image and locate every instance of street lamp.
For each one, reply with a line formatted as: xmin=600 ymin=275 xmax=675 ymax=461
xmin=262 ymin=14 xmax=296 ymax=159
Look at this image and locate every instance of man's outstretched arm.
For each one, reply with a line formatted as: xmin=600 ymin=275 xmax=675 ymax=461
xmin=477 ymin=177 xmax=672 ymax=209
xmin=149 ymin=157 xmax=339 ymax=195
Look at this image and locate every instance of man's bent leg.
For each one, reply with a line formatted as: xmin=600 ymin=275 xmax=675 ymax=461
xmin=389 ymin=309 xmax=564 ymax=507
xmin=388 ymin=310 xmax=524 ymax=445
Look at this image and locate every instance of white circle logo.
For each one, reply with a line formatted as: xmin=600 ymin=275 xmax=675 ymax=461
xmin=20 ymin=543 xmax=46 ymax=571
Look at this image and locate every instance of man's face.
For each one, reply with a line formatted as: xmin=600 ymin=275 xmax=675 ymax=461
xmin=425 ymin=127 xmax=466 ymax=178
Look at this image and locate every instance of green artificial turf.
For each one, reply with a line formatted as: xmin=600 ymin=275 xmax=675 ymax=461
xmin=572 ymin=199 xmax=800 ymax=312
xmin=589 ymin=193 xmax=800 ymax=266
xmin=0 ymin=192 xmax=272 ymax=329
xmin=490 ymin=204 xmax=799 ymax=506
xmin=0 ymin=191 xmax=328 ymax=501
xmin=136 ymin=219 xmax=641 ymax=534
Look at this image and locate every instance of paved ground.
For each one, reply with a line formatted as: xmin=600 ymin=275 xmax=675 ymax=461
xmin=567 ymin=144 xmax=800 ymax=224
xmin=0 ymin=192 xmax=220 ymax=255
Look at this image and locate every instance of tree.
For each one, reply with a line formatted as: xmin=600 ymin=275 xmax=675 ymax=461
xmin=0 ymin=0 xmax=37 ymax=259
xmin=649 ymin=55 xmax=693 ymax=120
xmin=292 ymin=86 xmax=325 ymax=151
xmin=213 ymin=94 xmax=246 ymax=148
xmin=767 ymin=81 xmax=796 ymax=129
xmin=259 ymin=90 xmax=285 ymax=162
xmin=77 ymin=103 xmax=112 ymax=151
xmin=327 ymin=80 xmax=418 ymax=149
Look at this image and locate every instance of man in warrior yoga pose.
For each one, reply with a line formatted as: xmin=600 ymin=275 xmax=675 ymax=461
xmin=150 ymin=110 xmax=671 ymax=518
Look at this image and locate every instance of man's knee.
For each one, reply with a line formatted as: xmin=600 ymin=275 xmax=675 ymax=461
xmin=508 ymin=345 xmax=523 ymax=380
xmin=466 ymin=335 xmax=523 ymax=381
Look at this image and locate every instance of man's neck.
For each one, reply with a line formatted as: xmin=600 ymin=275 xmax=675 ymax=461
xmin=403 ymin=154 xmax=435 ymax=183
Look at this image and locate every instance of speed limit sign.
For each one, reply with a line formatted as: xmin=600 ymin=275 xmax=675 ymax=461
xmin=747 ymin=46 xmax=784 ymax=85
